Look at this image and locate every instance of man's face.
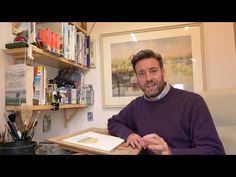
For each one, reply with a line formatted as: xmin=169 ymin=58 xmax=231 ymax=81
xmin=135 ymin=58 xmax=165 ymax=99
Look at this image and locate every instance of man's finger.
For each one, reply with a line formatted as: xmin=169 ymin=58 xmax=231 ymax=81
xmin=130 ymin=141 xmax=135 ymax=148
xmin=148 ymin=144 xmax=164 ymax=151
xmin=142 ymin=135 xmax=162 ymax=144
xmin=134 ymin=140 xmax=142 ymax=149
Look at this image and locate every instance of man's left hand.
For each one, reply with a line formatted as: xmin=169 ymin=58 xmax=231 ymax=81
xmin=140 ymin=133 xmax=172 ymax=155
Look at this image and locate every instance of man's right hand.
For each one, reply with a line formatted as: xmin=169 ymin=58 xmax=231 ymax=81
xmin=126 ymin=133 xmax=142 ymax=149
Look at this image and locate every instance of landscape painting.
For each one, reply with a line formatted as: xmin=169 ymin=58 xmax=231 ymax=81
xmin=101 ymin=23 xmax=203 ymax=107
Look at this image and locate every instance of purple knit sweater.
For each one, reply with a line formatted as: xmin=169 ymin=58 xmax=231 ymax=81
xmin=108 ymin=86 xmax=225 ymax=155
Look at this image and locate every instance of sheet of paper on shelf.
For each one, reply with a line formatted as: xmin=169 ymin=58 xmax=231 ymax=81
xmin=63 ymin=131 xmax=124 ymax=151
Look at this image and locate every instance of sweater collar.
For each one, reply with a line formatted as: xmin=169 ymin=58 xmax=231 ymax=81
xmin=143 ymin=82 xmax=171 ymax=101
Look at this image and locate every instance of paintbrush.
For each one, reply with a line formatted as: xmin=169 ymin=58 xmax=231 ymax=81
xmin=27 ymin=121 xmax=38 ymax=140
xmin=8 ymin=114 xmax=21 ymax=139
xmin=4 ymin=113 xmax=20 ymax=141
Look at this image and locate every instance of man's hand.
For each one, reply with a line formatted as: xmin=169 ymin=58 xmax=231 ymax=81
xmin=126 ymin=133 xmax=142 ymax=149
xmin=141 ymin=134 xmax=172 ymax=155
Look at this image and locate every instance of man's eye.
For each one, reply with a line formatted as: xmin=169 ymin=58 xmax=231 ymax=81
xmin=150 ymin=69 xmax=158 ymax=74
xmin=138 ymin=72 xmax=144 ymax=77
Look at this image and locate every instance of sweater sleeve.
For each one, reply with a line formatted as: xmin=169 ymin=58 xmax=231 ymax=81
xmin=171 ymin=95 xmax=225 ymax=155
xmin=107 ymin=100 xmax=137 ymax=140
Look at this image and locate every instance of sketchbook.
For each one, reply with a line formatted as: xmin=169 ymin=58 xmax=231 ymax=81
xmin=63 ymin=131 xmax=124 ymax=151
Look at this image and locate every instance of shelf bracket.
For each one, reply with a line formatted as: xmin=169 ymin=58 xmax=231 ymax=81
xmin=64 ymin=109 xmax=79 ymax=128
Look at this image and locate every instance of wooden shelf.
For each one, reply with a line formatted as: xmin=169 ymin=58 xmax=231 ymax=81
xmin=6 ymin=104 xmax=88 ymax=111
xmin=5 ymin=22 xmax=90 ymax=126
xmin=6 ymin=104 xmax=88 ymax=127
xmin=5 ymin=45 xmax=89 ymax=71
xmin=69 ymin=22 xmax=88 ymax=35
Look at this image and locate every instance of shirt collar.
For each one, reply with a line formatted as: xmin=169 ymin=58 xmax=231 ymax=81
xmin=143 ymin=82 xmax=171 ymax=101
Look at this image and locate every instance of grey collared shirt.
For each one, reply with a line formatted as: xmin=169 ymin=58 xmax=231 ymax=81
xmin=143 ymin=82 xmax=170 ymax=101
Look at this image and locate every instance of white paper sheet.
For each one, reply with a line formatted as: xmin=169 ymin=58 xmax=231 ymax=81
xmin=63 ymin=131 xmax=124 ymax=151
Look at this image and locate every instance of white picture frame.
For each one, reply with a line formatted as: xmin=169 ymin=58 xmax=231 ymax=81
xmin=100 ymin=23 xmax=205 ymax=107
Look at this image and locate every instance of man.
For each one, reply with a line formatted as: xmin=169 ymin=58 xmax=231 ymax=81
xmin=107 ymin=49 xmax=225 ymax=155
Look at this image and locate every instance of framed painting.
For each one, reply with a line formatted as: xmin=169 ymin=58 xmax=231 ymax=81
xmin=100 ymin=23 xmax=204 ymax=107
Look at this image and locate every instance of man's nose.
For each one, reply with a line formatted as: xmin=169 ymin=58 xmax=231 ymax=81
xmin=145 ymin=72 xmax=152 ymax=81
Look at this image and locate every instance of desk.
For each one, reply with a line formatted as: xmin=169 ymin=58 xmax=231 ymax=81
xmin=47 ymin=127 xmax=141 ymax=155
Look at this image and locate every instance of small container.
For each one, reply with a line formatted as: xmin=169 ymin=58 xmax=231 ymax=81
xmin=0 ymin=141 xmax=37 ymax=155
xmin=71 ymin=88 xmax=77 ymax=104
xmin=47 ymin=84 xmax=53 ymax=105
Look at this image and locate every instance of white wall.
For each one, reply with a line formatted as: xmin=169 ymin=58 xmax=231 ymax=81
xmin=203 ymin=23 xmax=236 ymax=89
xmin=1 ymin=22 xmax=236 ymax=142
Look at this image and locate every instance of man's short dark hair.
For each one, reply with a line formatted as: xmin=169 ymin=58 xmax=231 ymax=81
xmin=131 ymin=49 xmax=164 ymax=72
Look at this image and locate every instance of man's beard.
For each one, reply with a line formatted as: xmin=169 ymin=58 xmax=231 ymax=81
xmin=141 ymin=79 xmax=165 ymax=99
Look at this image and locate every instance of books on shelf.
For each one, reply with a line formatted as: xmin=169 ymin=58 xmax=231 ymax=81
xmin=33 ymin=66 xmax=47 ymax=105
xmin=63 ymin=131 xmax=124 ymax=152
xmin=62 ymin=23 xmax=90 ymax=66
xmin=8 ymin=22 xmax=89 ymax=65
xmin=5 ymin=64 xmax=33 ymax=106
